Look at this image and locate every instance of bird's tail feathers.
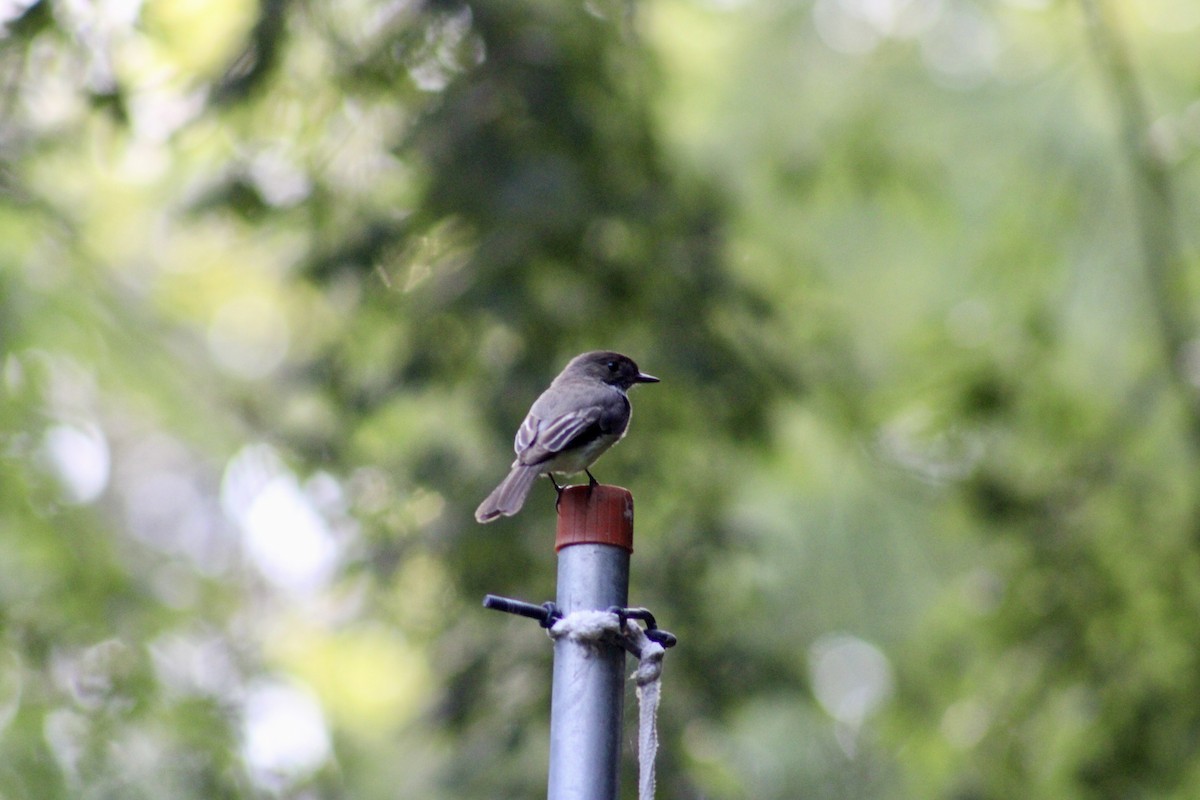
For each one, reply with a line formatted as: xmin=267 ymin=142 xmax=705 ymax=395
xmin=475 ymin=465 xmax=541 ymax=523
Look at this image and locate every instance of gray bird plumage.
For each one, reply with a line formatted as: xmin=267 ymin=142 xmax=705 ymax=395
xmin=475 ymin=351 xmax=659 ymax=523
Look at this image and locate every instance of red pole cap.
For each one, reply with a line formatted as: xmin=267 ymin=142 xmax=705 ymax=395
xmin=555 ymin=485 xmax=634 ymax=553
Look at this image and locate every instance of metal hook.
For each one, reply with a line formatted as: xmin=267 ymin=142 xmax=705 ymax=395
xmin=483 ymin=596 xmax=676 ymax=647
xmin=483 ymin=594 xmax=562 ymax=627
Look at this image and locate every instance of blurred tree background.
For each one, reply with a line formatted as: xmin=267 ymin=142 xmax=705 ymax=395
xmin=2 ymin=0 xmax=1199 ymax=797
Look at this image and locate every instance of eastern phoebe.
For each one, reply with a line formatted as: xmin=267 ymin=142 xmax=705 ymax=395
xmin=475 ymin=351 xmax=659 ymax=523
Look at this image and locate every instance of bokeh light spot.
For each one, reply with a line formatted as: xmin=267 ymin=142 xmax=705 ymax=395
xmin=207 ymin=294 xmax=290 ymax=379
xmin=808 ymin=633 xmax=894 ymax=729
xmin=222 ymin=444 xmax=339 ymax=593
xmin=241 ymin=680 xmax=331 ymax=790
xmin=41 ymin=422 xmax=110 ymax=504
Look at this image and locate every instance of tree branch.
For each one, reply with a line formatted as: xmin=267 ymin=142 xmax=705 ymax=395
xmin=1078 ymin=0 xmax=1200 ymax=450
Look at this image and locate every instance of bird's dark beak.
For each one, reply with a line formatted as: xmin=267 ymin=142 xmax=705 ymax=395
xmin=635 ymin=372 xmax=660 ymax=384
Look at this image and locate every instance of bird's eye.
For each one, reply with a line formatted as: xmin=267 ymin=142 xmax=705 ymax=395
xmin=606 ymin=360 xmax=618 ymax=371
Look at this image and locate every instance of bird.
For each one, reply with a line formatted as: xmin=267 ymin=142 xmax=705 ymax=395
xmin=475 ymin=350 xmax=659 ymax=523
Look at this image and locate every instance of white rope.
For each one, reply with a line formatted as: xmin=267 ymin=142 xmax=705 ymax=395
xmin=624 ymin=620 xmax=665 ymax=800
xmin=548 ymin=610 xmax=668 ymax=800
xmin=548 ymin=609 xmax=621 ymax=642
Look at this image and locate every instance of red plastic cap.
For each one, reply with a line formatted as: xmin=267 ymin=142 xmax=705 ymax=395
xmin=555 ymin=485 xmax=634 ymax=553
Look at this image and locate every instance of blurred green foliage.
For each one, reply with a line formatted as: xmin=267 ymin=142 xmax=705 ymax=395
xmin=2 ymin=0 xmax=1200 ymax=797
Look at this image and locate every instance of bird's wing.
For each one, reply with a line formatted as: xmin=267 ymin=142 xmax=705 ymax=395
xmin=514 ymin=405 xmax=603 ymax=466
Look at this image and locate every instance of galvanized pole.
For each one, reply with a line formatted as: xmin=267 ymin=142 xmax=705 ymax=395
xmin=547 ymin=484 xmax=635 ymax=800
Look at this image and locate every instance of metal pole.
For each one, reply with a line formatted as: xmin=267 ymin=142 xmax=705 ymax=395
xmin=547 ymin=485 xmax=635 ymax=800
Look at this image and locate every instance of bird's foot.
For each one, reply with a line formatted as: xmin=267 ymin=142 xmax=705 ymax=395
xmin=548 ymin=474 xmax=564 ymax=510
xmin=585 ymin=469 xmax=599 ymax=491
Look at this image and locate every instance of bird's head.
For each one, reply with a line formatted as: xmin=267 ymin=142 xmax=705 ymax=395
xmin=565 ymin=351 xmax=659 ymax=391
